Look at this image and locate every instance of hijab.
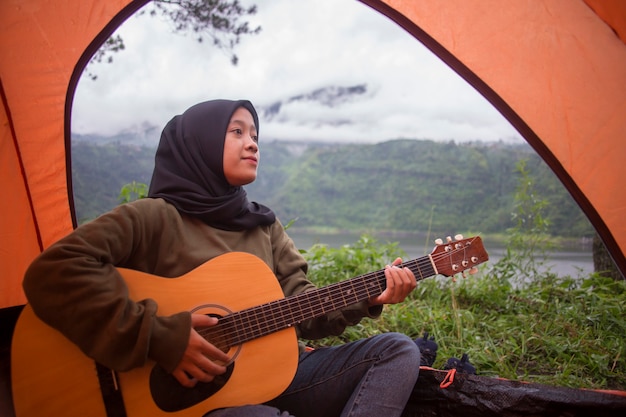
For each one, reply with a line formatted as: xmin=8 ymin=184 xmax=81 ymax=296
xmin=148 ymin=99 xmax=276 ymax=231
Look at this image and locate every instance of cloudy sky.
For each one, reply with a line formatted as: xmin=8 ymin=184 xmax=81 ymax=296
xmin=71 ymin=0 xmax=522 ymax=144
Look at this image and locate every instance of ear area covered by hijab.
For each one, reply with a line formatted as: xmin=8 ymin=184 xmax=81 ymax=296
xmin=148 ymin=99 xmax=275 ymax=231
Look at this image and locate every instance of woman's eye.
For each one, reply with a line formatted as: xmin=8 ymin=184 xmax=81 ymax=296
xmin=252 ymin=136 xmax=259 ymax=143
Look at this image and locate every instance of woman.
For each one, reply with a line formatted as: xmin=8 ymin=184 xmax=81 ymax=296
xmin=23 ymin=99 xmax=420 ymax=417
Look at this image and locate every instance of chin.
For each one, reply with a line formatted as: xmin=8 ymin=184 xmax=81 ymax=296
xmin=236 ymin=176 xmax=257 ymax=187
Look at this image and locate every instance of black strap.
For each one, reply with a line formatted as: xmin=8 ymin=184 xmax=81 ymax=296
xmin=95 ymin=362 xmax=128 ymax=417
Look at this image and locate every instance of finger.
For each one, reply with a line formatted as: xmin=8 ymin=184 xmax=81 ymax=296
xmin=193 ymin=347 xmax=228 ymax=375
xmin=189 ymin=361 xmax=223 ymax=383
xmin=196 ymin=333 xmax=231 ymax=364
xmin=191 ymin=313 xmax=218 ymax=328
xmin=389 ymin=259 xmax=416 ymax=284
xmin=370 ymin=260 xmax=412 ymax=305
xmin=394 ymin=265 xmax=416 ymax=288
xmin=382 ymin=265 xmax=400 ymax=302
xmin=385 ymin=265 xmax=414 ymax=302
xmin=391 ymin=257 xmax=403 ymax=267
xmin=190 ymin=314 xmax=231 ymax=362
xmin=178 ymin=341 xmax=227 ymax=384
xmin=172 ymin=369 xmax=198 ymax=388
xmin=395 ymin=268 xmax=416 ymax=296
xmin=189 ymin=329 xmax=230 ymax=369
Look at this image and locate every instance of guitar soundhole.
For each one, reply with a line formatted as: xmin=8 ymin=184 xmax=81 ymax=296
xmin=149 ymin=362 xmax=235 ymax=412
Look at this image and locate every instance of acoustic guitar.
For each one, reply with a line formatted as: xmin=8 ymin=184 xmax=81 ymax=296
xmin=11 ymin=235 xmax=488 ymax=417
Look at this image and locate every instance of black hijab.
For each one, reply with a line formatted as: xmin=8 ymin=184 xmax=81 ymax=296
xmin=148 ymin=99 xmax=275 ymax=231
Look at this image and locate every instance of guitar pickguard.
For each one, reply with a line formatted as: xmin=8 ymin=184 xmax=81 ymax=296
xmin=149 ymin=362 xmax=235 ymax=412
xmin=149 ymin=307 xmax=239 ymax=412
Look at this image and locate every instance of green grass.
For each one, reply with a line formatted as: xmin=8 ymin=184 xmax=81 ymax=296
xmin=301 ymin=235 xmax=626 ymax=391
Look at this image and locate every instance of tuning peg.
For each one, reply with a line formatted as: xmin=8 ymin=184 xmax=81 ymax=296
xmin=446 ymin=236 xmax=452 ymax=242
xmin=435 ymin=238 xmax=443 ymax=245
xmin=455 ymin=234 xmax=464 ymax=240
xmin=469 ymin=267 xmax=479 ymax=275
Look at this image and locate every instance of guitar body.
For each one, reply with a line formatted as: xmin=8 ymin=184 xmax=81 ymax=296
xmin=12 ymin=252 xmax=299 ymax=417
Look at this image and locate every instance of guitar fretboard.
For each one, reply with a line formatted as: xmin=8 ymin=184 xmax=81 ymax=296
xmin=202 ymin=256 xmax=436 ymax=351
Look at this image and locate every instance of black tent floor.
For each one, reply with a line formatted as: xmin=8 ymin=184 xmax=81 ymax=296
xmin=2 ymin=306 xmax=626 ymax=417
xmin=402 ymin=366 xmax=626 ymax=417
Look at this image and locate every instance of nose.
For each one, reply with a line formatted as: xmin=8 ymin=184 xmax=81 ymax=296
xmin=245 ymin=136 xmax=258 ymax=152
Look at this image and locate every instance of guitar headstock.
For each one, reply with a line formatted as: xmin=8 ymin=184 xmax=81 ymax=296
xmin=430 ymin=235 xmax=489 ymax=277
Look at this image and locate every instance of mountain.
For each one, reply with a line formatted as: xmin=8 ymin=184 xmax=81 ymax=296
xmin=70 ymin=136 xmax=593 ymax=239
xmin=261 ymin=84 xmax=369 ymax=121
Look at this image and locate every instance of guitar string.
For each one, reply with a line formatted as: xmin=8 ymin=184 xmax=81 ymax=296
xmin=197 ymin=258 xmax=429 ymax=349
xmin=228 ymin=237 xmax=481 ymax=327
xmin=199 ymin=241 xmax=482 ymax=348
xmin=198 ymin=238 xmax=483 ymax=347
xmin=197 ymin=257 xmax=433 ymax=347
xmin=198 ymin=239 xmax=483 ymax=347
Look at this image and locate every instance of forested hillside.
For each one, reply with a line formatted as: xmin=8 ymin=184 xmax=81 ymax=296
xmin=71 ymin=138 xmax=593 ymax=238
xmin=71 ymin=142 xmax=155 ymax=223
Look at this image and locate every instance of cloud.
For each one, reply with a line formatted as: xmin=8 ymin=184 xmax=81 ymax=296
xmin=71 ymin=0 xmax=521 ymax=144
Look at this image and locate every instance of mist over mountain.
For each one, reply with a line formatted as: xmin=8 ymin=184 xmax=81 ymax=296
xmin=73 ymin=121 xmax=161 ymax=148
xmin=73 ymin=84 xmax=372 ymax=147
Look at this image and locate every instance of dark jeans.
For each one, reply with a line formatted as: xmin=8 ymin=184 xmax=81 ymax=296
xmin=207 ymin=332 xmax=420 ymax=417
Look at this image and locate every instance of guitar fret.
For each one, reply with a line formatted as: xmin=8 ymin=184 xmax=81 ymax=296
xmin=245 ymin=310 xmax=256 ymax=340
xmin=288 ymin=296 xmax=300 ymax=326
xmin=252 ymin=308 xmax=263 ymax=338
xmin=317 ymin=286 xmax=331 ymax=315
xmin=234 ymin=309 xmax=248 ymax=345
xmin=313 ymin=287 xmax=325 ymax=316
xmin=305 ymin=290 xmax=316 ymax=322
xmin=347 ymin=279 xmax=357 ymax=305
xmin=266 ymin=299 xmax=280 ymax=335
xmin=248 ymin=309 xmax=260 ymax=340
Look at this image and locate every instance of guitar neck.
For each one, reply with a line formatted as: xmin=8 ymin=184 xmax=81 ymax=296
xmin=204 ymin=255 xmax=435 ymax=350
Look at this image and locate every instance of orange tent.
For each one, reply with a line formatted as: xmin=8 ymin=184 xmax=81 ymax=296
xmin=1 ymin=0 xmax=625 ymax=309
xmin=2 ymin=1 xmax=626 ymax=416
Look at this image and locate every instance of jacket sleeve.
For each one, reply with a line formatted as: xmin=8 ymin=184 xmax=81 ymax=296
xmin=22 ymin=200 xmax=190 ymax=373
xmin=269 ymin=221 xmax=382 ymax=340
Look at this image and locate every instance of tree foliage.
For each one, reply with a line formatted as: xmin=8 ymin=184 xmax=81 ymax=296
xmin=302 ymin=235 xmax=626 ymax=390
xmin=118 ymin=181 xmax=149 ymax=204
xmin=87 ymin=0 xmax=260 ymax=79
xmin=298 ymin=176 xmax=624 ymax=389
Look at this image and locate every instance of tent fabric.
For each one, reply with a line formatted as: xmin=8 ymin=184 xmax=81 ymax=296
xmin=1 ymin=0 xmax=625 ymax=310
xmin=584 ymin=0 xmax=626 ymax=44
xmin=0 ymin=0 xmax=144 ymax=308
xmin=0 ymin=83 xmax=40 ymax=308
xmin=364 ymin=0 xmax=626 ymax=277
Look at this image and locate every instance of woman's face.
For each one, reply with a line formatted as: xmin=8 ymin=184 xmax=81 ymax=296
xmin=222 ymin=106 xmax=259 ymax=186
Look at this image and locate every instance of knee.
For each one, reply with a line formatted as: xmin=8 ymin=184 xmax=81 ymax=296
xmin=376 ymin=332 xmax=421 ymax=366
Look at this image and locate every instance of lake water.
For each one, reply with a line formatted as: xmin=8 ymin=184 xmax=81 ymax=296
xmin=287 ymin=230 xmax=594 ymax=277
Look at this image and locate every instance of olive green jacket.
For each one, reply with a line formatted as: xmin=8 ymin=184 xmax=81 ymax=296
xmin=23 ymin=198 xmax=380 ymax=373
